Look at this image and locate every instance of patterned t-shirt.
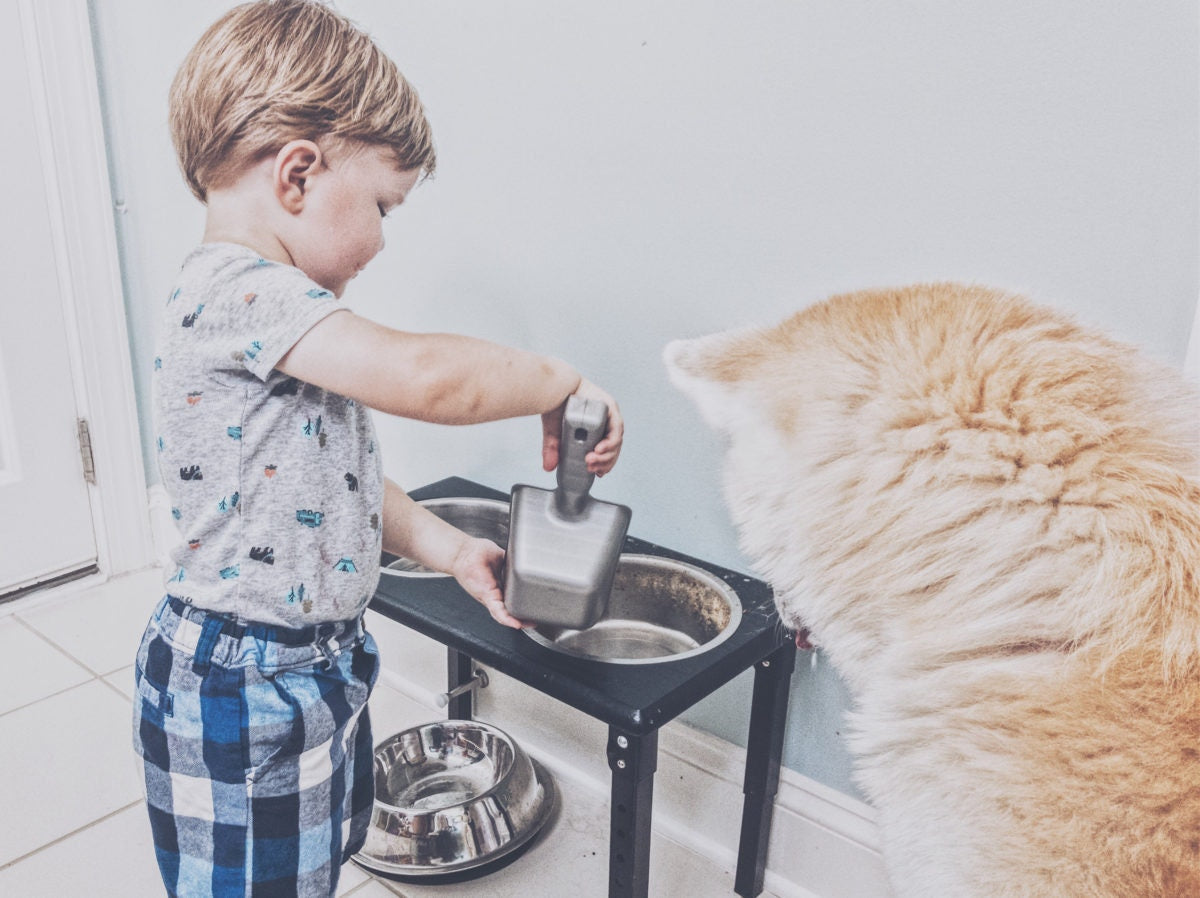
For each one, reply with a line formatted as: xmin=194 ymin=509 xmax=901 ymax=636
xmin=153 ymin=243 xmax=383 ymax=627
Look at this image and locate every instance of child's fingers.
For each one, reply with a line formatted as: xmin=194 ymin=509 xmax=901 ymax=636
xmin=586 ymin=448 xmax=620 ymax=475
xmin=453 ymin=539 xmax=525 ymax=628
xmin=482 ymin=596 xmax=527 ymax=629
xmin=464 ymin=575 xmax=524 ymax=629
xmin=542 ymin=435 xmax=560 ymax=472
xmin=586 ymin=423 xmax=623 ymax=474
xmin=541 ymin=408 xmax=563 ymax=471
xmin=547 ymin=382 xmax=623 ymax=474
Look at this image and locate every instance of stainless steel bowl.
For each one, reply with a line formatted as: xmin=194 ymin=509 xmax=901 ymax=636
xmin=525 ymin=554 xmax=743 ymax=664
xmin=380 ymin=497 xmax=510 ymax=576
xmin=353 ymin=720 xmax=554 ymax=878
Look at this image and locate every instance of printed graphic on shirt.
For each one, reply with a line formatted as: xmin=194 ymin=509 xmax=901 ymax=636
xmin=181 ymin=304 xmax=204 ymax=327
xmin=285 ymin=584 xmax=306 ymax=606
xmin=296 ymin=509 xmax=324 ymax=528
xmin=249 ymin=546 xmax=274 ymax=565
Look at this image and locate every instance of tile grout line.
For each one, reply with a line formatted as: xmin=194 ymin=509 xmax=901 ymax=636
xmin=9 ymin=610 xmax=139 ymax=705
xmin=0 ymin=799 xmax=144 ymax=873
xmin=0 ymin=675 xmax=103 ymax=721
xmin=97 ymin=670 xmax=135 ymax=704
xmin=362 ymin=873 xmax=411 ymax=897
xmin=0 ymin=614 xmax=136 ymax=718
xmin=11 ymin=614 xmax=105 ymax=679
xmin=333 ymin=869 xmax=412 ymax=896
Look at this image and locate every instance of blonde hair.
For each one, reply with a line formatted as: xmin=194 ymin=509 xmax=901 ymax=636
xmin=169 ymin=0 xmax=435 ymax=202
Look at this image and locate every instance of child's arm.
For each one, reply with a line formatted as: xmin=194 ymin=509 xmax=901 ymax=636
xmin=277 ymin=310 xmax=622 ymax=473
xmin=381 ymin=477 xmax=525 ymax=628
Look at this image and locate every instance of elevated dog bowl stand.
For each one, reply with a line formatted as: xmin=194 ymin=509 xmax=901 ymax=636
xmin=370 ymin=478 xmax=797 ymax=898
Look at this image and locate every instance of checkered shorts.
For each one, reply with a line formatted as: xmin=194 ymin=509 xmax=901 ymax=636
xmin=132 ymin=595 xmax=379 ymax=897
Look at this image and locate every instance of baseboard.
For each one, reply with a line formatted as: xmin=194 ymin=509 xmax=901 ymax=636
xmin=367 ymin=610 xmax=892 ymax=898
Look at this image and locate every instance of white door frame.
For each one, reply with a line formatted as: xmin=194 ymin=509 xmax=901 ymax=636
xmin=17 ymin=0 xmax=153 ymax=579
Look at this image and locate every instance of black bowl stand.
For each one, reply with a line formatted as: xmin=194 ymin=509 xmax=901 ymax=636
xmin=370 ymin=478 xmax=797 ymax=898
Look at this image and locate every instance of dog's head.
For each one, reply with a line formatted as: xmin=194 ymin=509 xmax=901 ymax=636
xmin=665 ymin=283 xmax=1200 ymax=682
xmin=663 ymin=298 xmax=872 ymax=650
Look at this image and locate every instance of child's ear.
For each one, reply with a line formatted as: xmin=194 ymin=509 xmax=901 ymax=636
xmin=273 ymin=140 xmax=323 ymax=214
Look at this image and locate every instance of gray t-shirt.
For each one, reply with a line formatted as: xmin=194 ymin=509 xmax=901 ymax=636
xmin=153 ymin=243 xmax=383 ymax=627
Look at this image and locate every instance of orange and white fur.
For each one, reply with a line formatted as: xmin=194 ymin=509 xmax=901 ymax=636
xmin=664 ymin=284 xmax=1200 ymax=897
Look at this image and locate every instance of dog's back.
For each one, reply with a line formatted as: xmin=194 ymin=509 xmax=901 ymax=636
xmin=666 ymin=283 xmax=1200 ymax=897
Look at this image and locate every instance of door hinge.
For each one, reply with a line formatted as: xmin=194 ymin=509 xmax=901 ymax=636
xmin=77 ymin=418 xmax=96 ymax=485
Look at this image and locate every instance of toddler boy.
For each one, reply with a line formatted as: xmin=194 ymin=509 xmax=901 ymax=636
xmin=134 ymin=2 xmax=622 ymax=895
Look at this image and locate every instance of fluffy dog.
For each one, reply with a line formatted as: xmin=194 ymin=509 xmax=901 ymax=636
xmin=664 ymin=283 xmax=1200 ymax=897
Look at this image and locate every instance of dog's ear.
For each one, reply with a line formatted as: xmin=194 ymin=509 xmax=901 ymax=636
xmin=663 ymin=333 xmax=752 ymax=432
xmin=662 ymin=336 xmax=709 ymax=382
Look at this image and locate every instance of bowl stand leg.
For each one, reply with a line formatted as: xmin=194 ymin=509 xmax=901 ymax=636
xmin=607 ymin=726 xmax=658 ymax=897
xmin=735 ymin=641 xmax=797 ymax=897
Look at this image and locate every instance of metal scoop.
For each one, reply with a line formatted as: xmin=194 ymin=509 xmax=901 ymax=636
xmin=504 ymin=396 xmax=631 ymax=629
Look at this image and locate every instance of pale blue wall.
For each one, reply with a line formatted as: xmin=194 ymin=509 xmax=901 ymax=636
xmin=90 ymin=0 xmax=1199 ymax=801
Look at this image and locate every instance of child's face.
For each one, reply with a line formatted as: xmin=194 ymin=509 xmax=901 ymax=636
xmin=289 ymin=144 xmax=420 ymax=297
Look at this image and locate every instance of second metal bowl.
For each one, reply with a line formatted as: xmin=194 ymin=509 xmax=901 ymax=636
xmin=353 ymin=720 xmax=553 ymax=878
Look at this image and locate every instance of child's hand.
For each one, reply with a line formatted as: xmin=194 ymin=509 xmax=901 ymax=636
xmin=541 ymin=378 xmax=624 ymax=476
xmin=450 ymin=537 xmax=528 ymax=629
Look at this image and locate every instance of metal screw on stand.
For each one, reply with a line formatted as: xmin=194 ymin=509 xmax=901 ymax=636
xmin=435 ymin=668 xmax=489 ymax=708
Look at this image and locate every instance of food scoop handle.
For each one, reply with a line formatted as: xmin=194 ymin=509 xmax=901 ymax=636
xmin=556 ymin=395 xmax=607 ymax=517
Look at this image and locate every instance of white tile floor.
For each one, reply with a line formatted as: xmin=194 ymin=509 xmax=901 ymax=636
xmin=0 ymin=569 xmax=777 ymax=897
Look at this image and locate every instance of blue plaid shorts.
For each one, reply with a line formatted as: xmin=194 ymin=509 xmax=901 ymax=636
xmin=132 ymin=595 xmax=380 ymax=897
